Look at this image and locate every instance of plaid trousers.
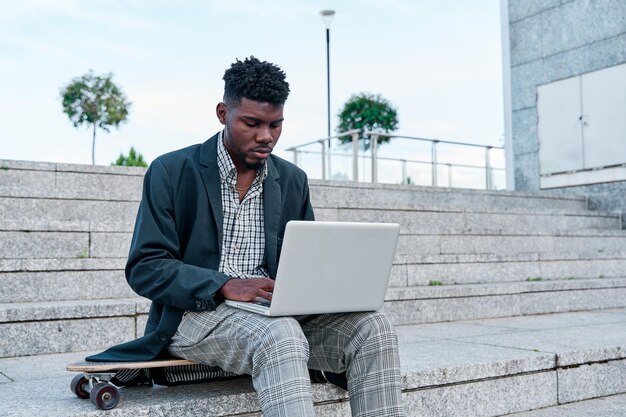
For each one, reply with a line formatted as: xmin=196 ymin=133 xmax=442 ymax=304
xmin=168 ymin=304 xmax=404 ymax=417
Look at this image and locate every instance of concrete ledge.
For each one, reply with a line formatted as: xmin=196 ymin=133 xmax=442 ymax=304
xmin=1 ymin=211 xmax=621 ymax=234
xmin=316 ymin=207 xmax=620 ymax=231
xmin=1 ymin=309 xmax=625 ymax=416
xmin=0 ymin=317 xmax=136 ymax=357
xmin=1 ymin=159 xmax=594 ymax=216
xmin=3 ymin=279 xmax=624 ymax=324
xmin=403 ymin=258 xmax=626 ymax=286
xmin=0 ymin=298 xmax=148 ymax=322
xmin=397 ymin=250 xmax=626 ymax=264
xmin=0 ymin=159 xmax=147 ymax=175
xmin=386 ymin=278 xmax=626 ymax=300
xmin=0 ymin=257 xmax=125 ymax=272
xmin=0 ymin=270 xmax=133 ymax=303
xmin=559 ymin=360 xmax=626 ymax=403
xmin=507 ymin=393 xmax=626 ymax=416
xmin=2 ymin=284 xmax=626 ymax=357
xmin=385 ymin=287 xmax=626 ymax=325
xmin=6 ymin=229 xmax=626 ymax=260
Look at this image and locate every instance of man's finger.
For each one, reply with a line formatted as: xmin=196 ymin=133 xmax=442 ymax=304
xmin=256 ymin=288 xmax=273 ymax=301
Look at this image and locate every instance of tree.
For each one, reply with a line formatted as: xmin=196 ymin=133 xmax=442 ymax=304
xmin=113 ymin=147 xmax=148 ymax=167
xmin=60 ymin=70 xmax=131 ymax=165
xmin=337 ymin=93 xmax=399 ymax=149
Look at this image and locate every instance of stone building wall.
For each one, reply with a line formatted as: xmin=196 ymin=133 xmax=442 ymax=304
xmin=507 ymin=0 xmax=626 ymax=223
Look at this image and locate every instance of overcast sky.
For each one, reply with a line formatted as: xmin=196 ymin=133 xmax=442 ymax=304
xmin=0 ymin=0 xmax=504 ymax=168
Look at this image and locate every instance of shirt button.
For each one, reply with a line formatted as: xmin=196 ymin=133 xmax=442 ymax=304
xmin=159 ymin=333 xmax=168 ymax=342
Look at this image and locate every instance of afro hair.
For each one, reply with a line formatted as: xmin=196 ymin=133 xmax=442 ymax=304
xmin=222 ymin=56 xmax=290 ymax=107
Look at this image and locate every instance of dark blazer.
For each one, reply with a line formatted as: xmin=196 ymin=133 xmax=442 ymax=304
xmin=88 ymin=133 xmax=315 ymax=362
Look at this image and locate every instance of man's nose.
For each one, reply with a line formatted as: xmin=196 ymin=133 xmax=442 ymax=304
xmin=257 ymin=126 xmax=273 ymax=143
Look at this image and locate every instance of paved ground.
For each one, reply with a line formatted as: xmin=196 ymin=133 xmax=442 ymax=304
xmin=1 ymin=308 xmax=625 ymax=416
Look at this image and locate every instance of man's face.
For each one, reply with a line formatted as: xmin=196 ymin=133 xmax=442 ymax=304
xmin=217 ymin=97 xmax=284 ymax=172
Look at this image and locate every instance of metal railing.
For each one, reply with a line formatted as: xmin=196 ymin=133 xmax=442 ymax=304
xmin=285 ymin=130 xmax=506 ymax=190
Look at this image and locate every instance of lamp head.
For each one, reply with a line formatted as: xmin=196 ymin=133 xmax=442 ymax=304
xmin=320 ymin=10 xmax=335 ymax=28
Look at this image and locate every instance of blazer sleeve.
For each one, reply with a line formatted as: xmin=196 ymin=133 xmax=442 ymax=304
xmin=301 ymin=174 xmax=315 ymax=221
xmin=125 ymin=159 xmax=230 ymax=312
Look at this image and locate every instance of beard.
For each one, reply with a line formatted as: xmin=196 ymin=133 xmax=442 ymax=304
xmin=235 ymin=147 xmax=268 ymax=171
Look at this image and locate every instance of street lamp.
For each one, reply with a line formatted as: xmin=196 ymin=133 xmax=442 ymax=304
xmin=320 ymin=9 xmax=335 ymax=139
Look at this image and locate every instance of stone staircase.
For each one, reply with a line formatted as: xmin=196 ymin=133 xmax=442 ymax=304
xmin=1 ymin=159 xmax=626 ymax=416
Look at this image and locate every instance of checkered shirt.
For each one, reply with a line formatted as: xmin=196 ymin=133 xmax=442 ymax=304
xmin=216 ymin=132 xmax=269 ymax=279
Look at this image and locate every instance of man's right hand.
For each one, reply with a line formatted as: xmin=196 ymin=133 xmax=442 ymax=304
xmin=218 ymin=277 xmax=275 ymax=302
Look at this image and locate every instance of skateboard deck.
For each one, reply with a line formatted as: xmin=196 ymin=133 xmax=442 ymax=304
xmin=67 ymin=358 xmax=196 ymax=410
xmin=67 ymin=358 xmax=195 ymax=373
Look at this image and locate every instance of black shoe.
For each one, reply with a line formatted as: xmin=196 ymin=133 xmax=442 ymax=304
xmin=308 ymin=369 xmax=348 ymax=390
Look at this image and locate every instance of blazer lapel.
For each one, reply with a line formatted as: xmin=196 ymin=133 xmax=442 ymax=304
xmin=198 ymin=134 xmax=224 ymax=251
xmin=263 ymin=157 xmax=282 ymax=278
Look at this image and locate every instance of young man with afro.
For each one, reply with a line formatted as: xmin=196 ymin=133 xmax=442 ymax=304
xmin=89 ymin=56 xmax=404 ymax=416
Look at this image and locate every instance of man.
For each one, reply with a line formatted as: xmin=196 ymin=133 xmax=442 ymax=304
xmin=89 ymin=56 xmax=403 ymax=416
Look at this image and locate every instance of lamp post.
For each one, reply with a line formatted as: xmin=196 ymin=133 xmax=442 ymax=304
xmin=320 ymin=10 xmax=335 ymax=139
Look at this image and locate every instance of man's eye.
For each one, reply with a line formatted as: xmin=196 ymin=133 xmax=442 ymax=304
xmin=245 ymin=121 xmax=258 ymax=127
xmin=271 ymin=123 xmax=282 ymax=129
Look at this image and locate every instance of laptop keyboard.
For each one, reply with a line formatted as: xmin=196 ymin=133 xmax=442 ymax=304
xmin=252 ymin=299 xmax=271 ymax=307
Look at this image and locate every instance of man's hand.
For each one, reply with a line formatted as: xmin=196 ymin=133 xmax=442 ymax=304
xmin=218 ymin=277 xmax=275 ymax=301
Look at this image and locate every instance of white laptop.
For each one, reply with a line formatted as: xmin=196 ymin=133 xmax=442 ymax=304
xmin=224 ymin=221 xmax=400 ymax=316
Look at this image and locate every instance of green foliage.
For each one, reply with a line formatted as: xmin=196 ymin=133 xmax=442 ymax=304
xmin=60 ymin=70 xmax=131 ymax=165
xmin=113 ymin=147 xmax=148 ymax=167
xmin=428 ymin=280 xmax=444 ymax=286
xmin=527 ymin=277 xmax=543 ymax=282
xmin=337 ymin=93 xmax=398 ymax=149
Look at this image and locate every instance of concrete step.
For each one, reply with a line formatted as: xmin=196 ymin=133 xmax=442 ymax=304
xmin=2 ymin=278 xmax=625 ymax=357
xmin=384 ymin=278 xmax=626 ymax=325
xmin=0 ymin=270 xmax=133 ymax=303
xmin=316 ymin=207 xmax=622 ymax=231
xmin=0 ymin=159 xmax=598 ymax=214
xmin=0 ymin=257 xmax=125 ymax=272
xmin=1 ymin=207 xmax=620 ymax=237
xmin=396 ymin=255 xmax=626 ymax=287
xmin=0 ymin=298 xmax=149 ymax=358
xmin=395 ymin=231 xmax=626 ymax=257
xmin=2 ymin=194 xmax=613 ymax=231
xmin=5 ymin=257 xmax=626 ymax=304
xmin=0 ymin=160 xmax=144 ymax=201
xmin=4 ymin=253 xmax=626 ymax=304
xmin=1 ymin=309 xmax=625 ymax=416
xmin=310 ymin=180 xmax=593 ymax=214
xmin=506 ymin=393 xmax=626 ymax=416
xmin=0 ymin=231 xmax=131 ymax=259
xmin=2 ymin=251 xmax=624 ymax=273
xmin=3 ymin=228 xmax=626 ymax=259
xmin=0 ymin=197 xmax=140 ymax=224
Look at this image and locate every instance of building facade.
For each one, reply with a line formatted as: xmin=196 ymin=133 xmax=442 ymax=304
xmin=504 ymin=0 xmax=626 ymax=224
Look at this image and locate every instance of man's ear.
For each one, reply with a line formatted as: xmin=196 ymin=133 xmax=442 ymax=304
xmin=216 ymin=102 xmax=228 ymax=125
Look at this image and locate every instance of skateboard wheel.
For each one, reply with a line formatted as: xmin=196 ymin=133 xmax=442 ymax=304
xmin=90 ymin=383 xmax=120 ymax=410
xmin=70 ymin=374 xmax=90 ymax=399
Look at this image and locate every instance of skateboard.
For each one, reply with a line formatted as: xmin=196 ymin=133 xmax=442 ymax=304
xmin=67 ymin=358 xmax=195 ymax=410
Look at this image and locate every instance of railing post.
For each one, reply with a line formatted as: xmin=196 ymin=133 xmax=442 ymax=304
xmin=319 ymin=140 xmax=327 ymax=180
xmin=370 ymin=134 xmax=378 ymax=183
xmin=327 ymin=137 xmax=332 ymax=180
xmin=485 ymin=146 xmax=492 ymax=190
xmin=291 ymin=149 xmax=299 ymax=166
xmin=351 ymin=131 xmax=359 ymax=182
xmin=401 ymin=159 xmax=407 ymax=184
xmin=447 ymin=163 xmax=453 ymax=187
xmin=431 ymin=140 xmax=439 ymax=187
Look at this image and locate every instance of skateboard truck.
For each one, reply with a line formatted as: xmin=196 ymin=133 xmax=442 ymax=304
xmin=70 ymin=372 xmax=120 ymax=410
